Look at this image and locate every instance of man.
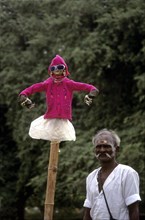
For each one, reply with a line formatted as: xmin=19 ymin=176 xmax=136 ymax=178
xmin=83 ymin=129 xmax=141 ymax=220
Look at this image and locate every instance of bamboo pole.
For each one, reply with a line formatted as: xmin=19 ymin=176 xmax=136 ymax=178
xmin=44 ymin=141 xmax=60 ymax=220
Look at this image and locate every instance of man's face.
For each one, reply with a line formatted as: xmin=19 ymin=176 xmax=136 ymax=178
xmin=94 ymin=144 xmax=116 ymax=162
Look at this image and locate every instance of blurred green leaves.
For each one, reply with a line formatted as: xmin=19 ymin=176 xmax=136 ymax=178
xmin=0 ymin=0 xmax=145 ymax=218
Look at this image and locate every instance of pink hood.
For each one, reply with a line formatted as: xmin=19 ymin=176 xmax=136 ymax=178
xmin=48 ymin=55 xmax=70 ymax=76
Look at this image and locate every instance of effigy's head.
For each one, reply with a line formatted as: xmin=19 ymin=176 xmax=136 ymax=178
xmin=48 ymin=55 xmax=70 ymax=80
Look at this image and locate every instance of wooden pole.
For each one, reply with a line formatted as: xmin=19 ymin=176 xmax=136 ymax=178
xmin=44 ymin=141 xmax=60 ymax=220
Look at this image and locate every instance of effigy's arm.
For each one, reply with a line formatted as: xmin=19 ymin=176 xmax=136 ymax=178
xmin=69 ymin=79 xmax=98 ymax=92
xmin=68 ymin=79 xmax=99 ymax=105
xmin=19 ymin=81 xmax=47 ymax=96
xmin=18 ymin=81 xmax=47 ymax=109
xmin=84 ymin=89 xmax=99 ymax=106
xmin=88 ymin=89 xmax=99 ymax=97
xmin=18 ymin=95 xmax=35 ymax=109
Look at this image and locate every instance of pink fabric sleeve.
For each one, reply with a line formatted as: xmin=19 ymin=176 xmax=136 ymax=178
xmin=69 ymin=80 xmax=98 ymax=92
xmin=20 ymin=81 xmax=47 ymax=96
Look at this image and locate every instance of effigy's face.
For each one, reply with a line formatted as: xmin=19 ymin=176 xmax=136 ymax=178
xmin=52 ymin=69 xmax=65 ymax=76
xmin=50 ymin=64 xmax=65 ymax=72
xmin=50 ymin=64 xmax=66 ymax=78
xmin=51 ymin=70 xmax=66 ymax=79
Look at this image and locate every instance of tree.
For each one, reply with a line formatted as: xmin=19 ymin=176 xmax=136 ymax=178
xmin=0 ymin=0 xmax=145 ymax=219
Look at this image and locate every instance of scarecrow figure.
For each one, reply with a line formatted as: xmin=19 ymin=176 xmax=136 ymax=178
xmin=19 ymin=55 xmax=99 ymax=142
xmin=18 ymin=54 xmax=99 ymax=220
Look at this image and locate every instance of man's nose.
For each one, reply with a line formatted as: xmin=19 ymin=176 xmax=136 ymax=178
xmin=99 ymin=146 xmax=106 ymax=151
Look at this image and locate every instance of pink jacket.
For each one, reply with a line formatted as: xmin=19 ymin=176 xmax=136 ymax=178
xmin=20 ymin=77 xmax=97 ymax=120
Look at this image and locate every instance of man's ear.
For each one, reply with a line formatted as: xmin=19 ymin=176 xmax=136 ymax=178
xmin=116 ymin=146 xmax=120 ymax=152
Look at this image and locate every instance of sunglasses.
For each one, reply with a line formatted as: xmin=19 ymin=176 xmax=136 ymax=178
xmin=50 ymin=64 xmax=65 ymax=72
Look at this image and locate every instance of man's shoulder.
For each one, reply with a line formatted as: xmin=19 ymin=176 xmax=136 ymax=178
xmin=117 ymin=164 xmax=138 ymax=174
xmin=87 ymin=168 xmax=100 ymax=179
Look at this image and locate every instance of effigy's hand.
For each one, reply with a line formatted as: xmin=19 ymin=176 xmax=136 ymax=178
xmin=18 ymin=95 xmax=35 ymax=109
xmin=84 ymin=95 xmax=93 ymax=106
xmin=84 ymin=90 xmax=99 ymax=106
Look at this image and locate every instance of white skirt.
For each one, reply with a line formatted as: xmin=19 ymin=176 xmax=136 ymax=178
xmin=29 ymin=116 xmax=76 ymax=142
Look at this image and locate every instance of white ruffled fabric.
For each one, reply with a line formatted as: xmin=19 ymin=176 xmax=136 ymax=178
xmin=29 ymin=116 xmax=76 ymax=142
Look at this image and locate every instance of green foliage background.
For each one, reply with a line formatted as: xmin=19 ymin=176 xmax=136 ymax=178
xmin=0 ymin=0 xmax=145 ymax=219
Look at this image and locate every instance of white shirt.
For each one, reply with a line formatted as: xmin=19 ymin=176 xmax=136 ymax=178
xmin=83 ymin=164 xmax=141 ymax=220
